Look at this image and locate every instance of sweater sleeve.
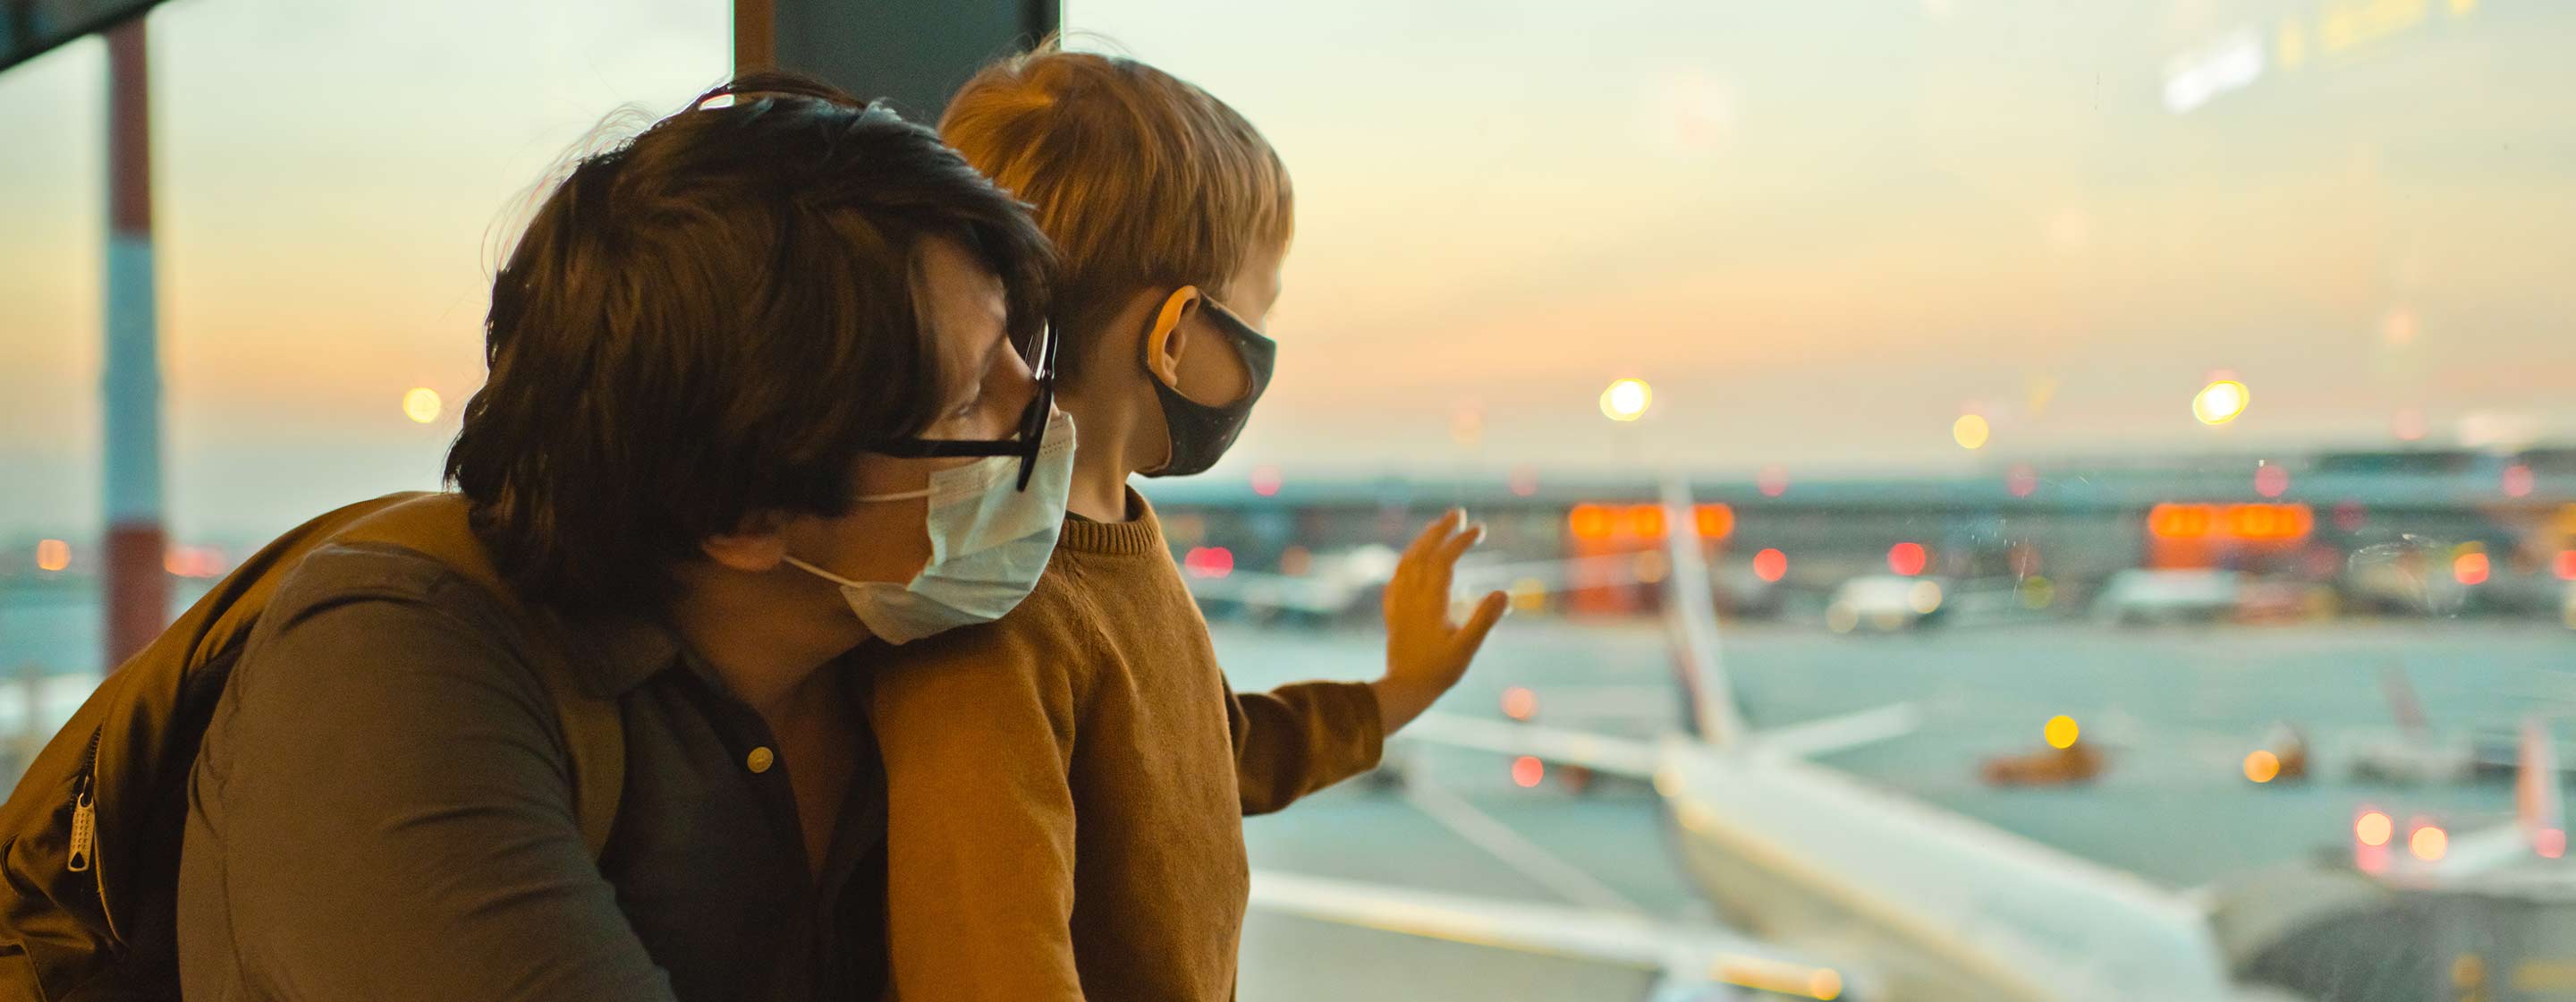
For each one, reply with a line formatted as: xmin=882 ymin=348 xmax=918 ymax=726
xmin=869 ymin=624 xmax=1088 ymax=1002
xmin=1227 ymin=677 xmax=1385 ymax=816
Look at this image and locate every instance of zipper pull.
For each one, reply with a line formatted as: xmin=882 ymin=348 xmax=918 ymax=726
xmin=67 ymin=792 xmax=95 ymax=873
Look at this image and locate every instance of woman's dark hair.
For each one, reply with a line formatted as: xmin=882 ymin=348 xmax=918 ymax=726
xmin=446 ymin=72 xmax=1055 ymax=615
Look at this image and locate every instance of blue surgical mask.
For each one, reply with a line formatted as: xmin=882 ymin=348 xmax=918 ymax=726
xmin=784 ymin=411 xmax=1075 ymax=644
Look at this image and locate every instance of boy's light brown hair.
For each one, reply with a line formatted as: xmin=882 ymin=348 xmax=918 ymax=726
xmin=941 ymin=44 xmax=1292 ymax=379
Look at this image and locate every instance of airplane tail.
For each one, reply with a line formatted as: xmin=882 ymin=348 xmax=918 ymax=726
xmin=1659 ymin=477 xmax=1748 ymax=749
xmin=2518 ymin=718 xmax=2565 ymax=859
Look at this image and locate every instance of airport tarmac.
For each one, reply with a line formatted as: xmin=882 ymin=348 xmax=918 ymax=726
xmin=1218 ymin=616 xmax=2576 ymax=1000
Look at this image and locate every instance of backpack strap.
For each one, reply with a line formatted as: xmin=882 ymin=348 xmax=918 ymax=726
xmin=335 ymin=494 xmax=625 ymax=860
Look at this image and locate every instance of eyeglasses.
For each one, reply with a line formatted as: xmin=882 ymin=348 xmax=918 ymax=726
xmin=861 ymin=325 xmax=1058 ymax=490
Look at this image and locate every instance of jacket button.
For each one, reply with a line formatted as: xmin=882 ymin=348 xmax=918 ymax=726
xmin=746 ymin=746 xmax=775 ymax=774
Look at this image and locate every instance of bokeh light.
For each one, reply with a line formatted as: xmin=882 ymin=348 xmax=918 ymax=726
xmin=1887 ymin=542 xmax=1928 ymax=576
xmin=2254 ymin=464 xmax=2289 ymax=498
xmin=2044 ymin=715 xmax=2080 ymax=750
xmin=1182 ymin=547 xmax=1234 ymax=579
xmin=1511 ymin=755 xmax=1546 ymax=788
xmin=2356 ymin=811 xmax=2394 ymax=847
xmin=1751 ymin=548 xmax=1788 ymax=583
xmin=2453 ymin=551 xmax=2490 ymax=586
xmin=2192 ymin=379 xmax=2249 ymax=426
xmin=2243 ymin=749 xmax=2281 ymax=783
xmin=2411 ymin=822 xmax=2449 ymax=862
xmin=35 ymin=539 xmax=70 ymax=573
xmin=1600 ymin=378 xmax=1652 ymax=421
xmin=402 ymin=386 xmax=444 ymax=424
xmin=1952 ymin=414 xmax=1990 ymax=450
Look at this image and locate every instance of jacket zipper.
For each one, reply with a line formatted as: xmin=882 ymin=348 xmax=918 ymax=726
xmin=64 ymin=726 xmax=119 ymax=943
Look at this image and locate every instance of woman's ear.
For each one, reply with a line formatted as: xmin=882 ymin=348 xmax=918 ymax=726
xmin=1140 ymin=287 xmax=1200 ymax=389
xmin=700 ymin=510 xmax=791 ymax=573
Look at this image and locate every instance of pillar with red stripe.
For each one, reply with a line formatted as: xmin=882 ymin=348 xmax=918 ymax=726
xmin=103 ymin=19 xmax=168 ymax=668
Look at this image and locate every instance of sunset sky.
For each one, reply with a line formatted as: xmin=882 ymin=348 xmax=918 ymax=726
xmin=3 ymin=0 xmax=2572 ymax=541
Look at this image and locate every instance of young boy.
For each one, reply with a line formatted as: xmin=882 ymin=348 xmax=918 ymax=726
xmin=866 ymin=47 xmax=1512 ymax=1000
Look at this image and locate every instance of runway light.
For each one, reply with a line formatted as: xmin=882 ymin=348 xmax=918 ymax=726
xmin=2244 ymin=749 xmax=2282 ymax=784
xmin=2503 ymin=463 xmax=2535 ymax=498
xmin=1626 ymin=505 xmax=1666 ymax=539
xmin=1888 ymin=542 xmax=1928 ymax=577
xmin=1569 ymin=504 xmax=1614 ymax=541
xmin=1182 ymin=547 xmax=1234 ymax=579
xmin=402 ymin=387 xmax=443 ymax=424
xmin=1752 ymin=548 xmax=1788 ymax=583
xmin=1250 ymin=464 xmax=1283 ymax=497
xmin=2193 ymin=379 xmax=2250 ymax=426
xmin=35 ymin=539 xmax=71 ymax=573
xmin=2411 ymin=822 xmax=2449 ymax=862
xmin=1694 ymin=503 xmax=1735 ymax=540
xmin=2255 ymin=464 xmax=2289 ymax=498
xmin=2453 ymin=552 xmax=2490 ymax=586
xmin=2044 ymin=715 xmax=2080 ymax=750
xmin=1600 ymin=378 xmax=1652 ymax=422
xmin=1953 ymin=413 xmax=1990 ymax=450
xmin=1502 ymin=686 xmax=1538 ymax=721
xmin=2538 ymin=828 xmax=2566 ymax=860
xmin=1511 ymin=755 xmax=1546 ymax=788
xmin=2150 ymin=504 xmax=2217 ymax=539
xmin=2356 ymin=811 xmax=2394 ymax=847
xmin=2007 ymin=463 xmax=2038 ymax=498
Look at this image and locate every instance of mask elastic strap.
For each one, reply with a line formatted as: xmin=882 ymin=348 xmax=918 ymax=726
xmin=850 ymin=485 xmax=935 ymax=503
xmin=1142 ymin=285 xmax=1202 ymax=390
xmin=780 ymin=554 xmax=866 ymax=588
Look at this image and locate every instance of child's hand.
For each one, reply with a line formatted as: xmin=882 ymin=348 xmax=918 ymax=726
xmin=1371 ymin=509 xmax=1509 ymax=734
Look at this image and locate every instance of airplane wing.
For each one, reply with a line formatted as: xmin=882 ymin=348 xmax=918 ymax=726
xmin=1397 ymin=711 xmax=1661 ymax=779
xmin=1750 ymin=703 xmax=1922 ymax=760
xmin=1250 ymin=870 xmax=1860 ymax=999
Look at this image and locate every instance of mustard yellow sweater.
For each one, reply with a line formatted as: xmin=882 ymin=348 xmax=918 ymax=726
xmin=869 ymin=490 xmax=1385 ymax=1001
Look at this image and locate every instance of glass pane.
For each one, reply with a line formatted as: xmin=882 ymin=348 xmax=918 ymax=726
xmin=0 ymin=0 xmax=725 ymax=779
xmin=1063 ymin=2 xmax=2576 ymax=998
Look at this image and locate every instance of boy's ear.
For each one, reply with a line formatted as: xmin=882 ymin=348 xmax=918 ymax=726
xmin=1140 ymin=286 xmax=1201 ymax=389
xmin=700 ymin=510 xmax=792 ymax=573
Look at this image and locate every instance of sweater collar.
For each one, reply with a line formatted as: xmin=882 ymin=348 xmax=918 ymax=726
xmin=1057 ymin=487 xmax=1165 ymax=556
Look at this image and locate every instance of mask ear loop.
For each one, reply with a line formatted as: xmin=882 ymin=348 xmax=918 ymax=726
xmin=1142 ymin=285 xmax=1202 ymax=390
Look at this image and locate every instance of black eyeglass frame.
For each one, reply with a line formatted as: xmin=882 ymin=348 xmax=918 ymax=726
xmin=860 ymin=325 xmax=1059 ymax=491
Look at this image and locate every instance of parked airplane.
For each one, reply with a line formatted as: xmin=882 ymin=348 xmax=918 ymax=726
xmin=1251 ymin=480 xmax=2569 ymax=1002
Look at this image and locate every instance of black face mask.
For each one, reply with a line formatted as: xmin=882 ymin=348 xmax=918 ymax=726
xmin=1145 ymin=297 xmax=1276 ymax=478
